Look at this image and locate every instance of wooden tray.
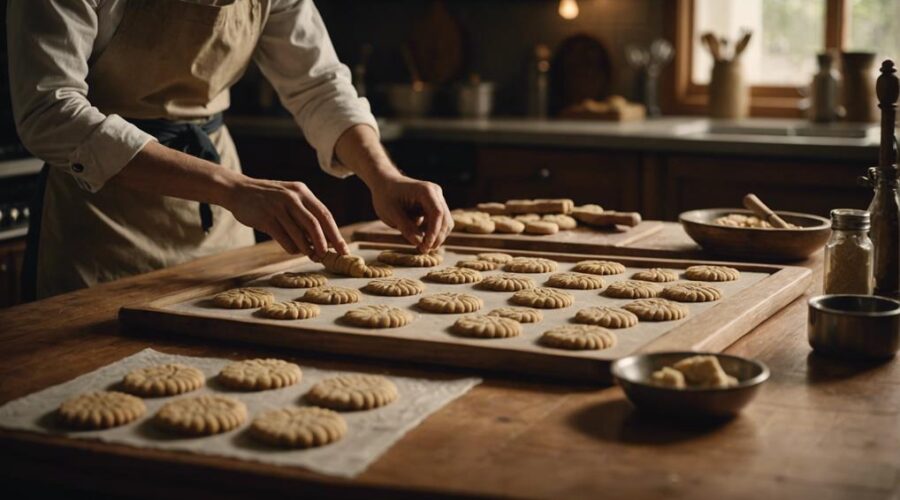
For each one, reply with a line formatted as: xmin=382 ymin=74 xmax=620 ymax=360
xmin=119 ymin=243 xmax=811 ymax=384
xmin=353 ymin=220 xmax=665 ymax=254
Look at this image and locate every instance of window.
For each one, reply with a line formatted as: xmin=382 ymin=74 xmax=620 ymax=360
xmin=665 ymin=0 xmax=900 ymax=117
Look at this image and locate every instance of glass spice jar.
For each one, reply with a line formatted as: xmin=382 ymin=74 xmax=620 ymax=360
xmin=824 ymin=209 xmax=874 ymax=295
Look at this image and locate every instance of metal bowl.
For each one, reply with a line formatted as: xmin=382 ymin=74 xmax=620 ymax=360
xmin=611 ymin=352 xmax=770 ymax=419
xmin=679 ymin=208 xmax=831 ymax=261
xmin=808 ymin=294 xmax=900 ymax=359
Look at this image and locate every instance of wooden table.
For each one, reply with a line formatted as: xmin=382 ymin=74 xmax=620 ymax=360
xmin=1 ymin=223 xmax=897 ymax=499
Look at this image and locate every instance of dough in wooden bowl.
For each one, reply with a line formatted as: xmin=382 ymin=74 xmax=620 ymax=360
xmin=258 ymin=301 xmax=321 ymax=320
xmin=424 ymin=267 xmax=483 ymax=284
xmin=504 ymin=257 xmax=558 ymax=273
xmin=305 ymin=374 xmax=399 ymax=410
xmin=574 ymin=306 xmax=639 ymax=329
xmin=539 ymin=325 xmax=616 ymax=350
xmin=343 ymin=305 xmax=413 ymax=328
xmin=377 ymin=249 xmax=443 ymax=267
xmin=661 ymin=282 xmax=722 ymax=302
xmin=362 ymin=277 xmax=425 ymax=297
xmin=218 ymin=358 xmax=302 ymax=391
xmin=451 ymin=315 xmax=522 ymax=339
xmin=154 ymin=395 xmax=246 ymax=436
xmin=524 ymin=220 xmax=559 ymax=235
xmin=212 ymin=287 xmax=274 ymax=309
xmin=478 ymin=273 xmax=536 ymax=292
xmin=418 ymin=292 xmax=484 ymax=313
xmin=456 ymin=259 xmax=499 ymax=271
xmin=546 ymin=272 xmax=605 ymax=290
xmin=631 ymin=268 xmax=678 ymax=283
xmin=684 ymin=265 xmax=740 ymax=282
xmin=250 ymin=407 xmax=346 ymax=448
xmin=487 ymin=306 xmax=544 ymax=323
xmin=270 ymin=271 xmax=328 ymax=288
xmin=122 ymin=363 xmax=205 ymax=397
xmin=511 ymin=287 xmax=574 ymax=309
xmin=623 ymin=298 xmax=689 ymax=321
xmin=302 ymin=285 xmax=361 ymax=305
xmin=572 ymin=260 xmax=626 ymax=276
xmin=58 ymin=391 xmax=146 ymax=430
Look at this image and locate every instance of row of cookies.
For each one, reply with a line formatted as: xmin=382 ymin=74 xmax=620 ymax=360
xmin=56 ymin=359 xmax=398 ymax=449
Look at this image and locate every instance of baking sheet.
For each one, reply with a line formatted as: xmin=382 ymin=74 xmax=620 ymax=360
xmin=167 ymin=249 xmax=770 ymax=361
xmin=0 ymin=349 xmax=480 ymax=478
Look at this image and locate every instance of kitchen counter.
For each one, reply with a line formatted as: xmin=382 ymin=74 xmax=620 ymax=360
xmin=226 ymin=115 xmax=880 ymax=162
xmin=2 ymin=223 xmax=897 ymax=499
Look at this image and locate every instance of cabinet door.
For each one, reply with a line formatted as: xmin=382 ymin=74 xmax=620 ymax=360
xmin=475 ymin=147 xmax=642 ymax=210
xmin=662 ymin=155 xmax=873 ymax=220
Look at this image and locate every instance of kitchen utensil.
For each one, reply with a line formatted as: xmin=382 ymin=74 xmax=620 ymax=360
xmin=457 ymin=75 xmax=494 ymax=119
xmin=811 ymin=52 xmax=842 ymax=123
xmin=384 ymin=83 xmax=435 ymax=118
xmin=550 ymin=34 xmax=613 ymax=115
xmin=527 ymin=44 xmax=552 ymax=118
xmin=701 ymin=33 xmax=721 ymax=61
xmin=733 ymin=30 xmax=752 ymax=60
xmin=841 ymin=52 xmax=878 ymax=123
xmin=709 ymin=59 xmax=749 ymax=119
xmin=611 ymin=352 xmax=770 ymax=419
xmin=742 ymin=193 xmax=791 ymax=228
xmin=679 ymin=208 xmax=831 ymax=261
xmin=808 ymin=294 xmax=900 ymax=359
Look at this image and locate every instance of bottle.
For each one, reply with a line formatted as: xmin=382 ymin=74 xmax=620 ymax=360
xmin=527 ymin=44 xmax=551 ymax=118
xmin=823 ymin=209 xmax=874 ymax=295
xmin=811 ymin=53 xmax=841 ymax=123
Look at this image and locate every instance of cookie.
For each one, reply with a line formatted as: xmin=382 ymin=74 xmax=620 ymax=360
xmin=424 ymin=267 xmax=483 ymax=284
xmin=212 ymin=287 xmax=274 ymax=309
xmin=362 ymin=277 xmax=425 ymax=296
xmin=505 ymin=199 xmax=537 ymax=214
xmin=571 ymin=204 xmax=604 ymax=223
xmin=57 ymin=391 xmax=146 ymax=430
xmin=343 ymin=305 xmax=413 ymax=328
xmin=533 ymin=198 xmax=575 ymax=214
xmin=546 ymin=272 xmax=604 ymax=290
xmin=539 ymin=325 xmax=617 ymax=350
xmin=487 ymin=306 xmax=543 ymax=323
xmin=418 ymin=292 xmax=484 ymax=313
xmin=477 ymin=202 xmax=508 ymax=215
xmin=684 ymin=265 xmax=741 ymax=282
xmin=154 ymin=395 xmax=247 ymax=436
xmin=604 ymin=280 xmax=663 ymax=299
xmin=302 ymin=285 xmax=361 ymax=305
xmin=258 ymin=301 xmax=321 ymax=320
xmin=623 ymin=298 xmax=689 ymax=321
xmin=511 ymin=287 xmax=574 ymax=309
xmin=491 ymin=216 xmax=526 ymax=234
xmin=524 ymin=220 xmax=559 ymax=235
xmin=465 ymin=218 xmax=496 ymax=234
xmin=574 ymin=306 xmax=639 ymax=329
xmin=504 ymin=257 xmax=558 ymax=273
xmin=631 ymin=268 xmax=678 ymax=283
xmin=514 ymin=213 xmax=541 ymax=222
xmin=306 ymin=374 xmax=399 ymax=410
xmin=661 ymin=282 xmax=722 ymax=302
xmin=478 ymin=273 xmax=536 ymax=292
xmin=218 ymin=358 xmax=302 ymax=391
xmin=360 ymin=262 xmax=394 ymax=278
xmin=477 ymin=252 xmax=514 ymax=264
xmin=572 ymin=260 xmax=626 ymax=276
xmin=321 ymin=251 xmax=368 ymax=277
xmin=377 ymin=248 xmax=443 ymax=267
xmin=250 ymin=407 xmax=347 ymax=448
xmin=451 ymin=315 xmax=522 ymax=339
xmin=122 ymin=363 xmax=205 ymax=397
xmin=456 ymin=259 xmax=499 ymax=271
xmin=542 ymin=214 xmax=577 ymax=230
xmin=270 ymin=271 xmax=328 ymax=288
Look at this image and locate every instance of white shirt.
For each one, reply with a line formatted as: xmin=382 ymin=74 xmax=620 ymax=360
xmin=6 ymin=0 xmax=377 ymax=192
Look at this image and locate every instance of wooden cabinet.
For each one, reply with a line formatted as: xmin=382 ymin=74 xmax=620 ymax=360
xmin=0 ymin=238 xmax=25 ymax=308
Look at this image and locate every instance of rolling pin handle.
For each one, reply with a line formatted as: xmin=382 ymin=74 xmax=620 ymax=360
xmin=743 ymin=193 xmax=791 ymax=228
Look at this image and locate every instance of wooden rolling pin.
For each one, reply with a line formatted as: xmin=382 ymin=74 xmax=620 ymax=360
xmin=574 ymin=210 xmax=642 ymax=228
xmin=743 ymin=193 xmax=790 ymax=228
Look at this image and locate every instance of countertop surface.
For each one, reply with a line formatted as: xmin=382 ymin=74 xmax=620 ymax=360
xmin=226 ymin=115 xmax=882 ymax=162
xmin=2 ymin=222 xmax=897 ymax=499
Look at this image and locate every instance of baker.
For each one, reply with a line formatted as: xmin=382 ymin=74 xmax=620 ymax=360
xmin=8 ymin=0 xmax=453 ymax=300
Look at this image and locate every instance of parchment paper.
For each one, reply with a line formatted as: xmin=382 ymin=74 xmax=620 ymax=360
xmin=0 ymin=349 xmax=480 ymax=478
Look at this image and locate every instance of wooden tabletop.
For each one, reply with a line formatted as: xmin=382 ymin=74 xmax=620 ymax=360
xmin=1 ymin=223 xmax=897 ymax=499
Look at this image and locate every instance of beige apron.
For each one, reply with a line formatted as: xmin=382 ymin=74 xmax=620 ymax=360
xmin=37 ymin=0 xmax=267 ymax=298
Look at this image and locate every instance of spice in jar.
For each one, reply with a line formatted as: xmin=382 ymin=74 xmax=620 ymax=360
xmin=823 ymin=209 xmax=874 ymax=294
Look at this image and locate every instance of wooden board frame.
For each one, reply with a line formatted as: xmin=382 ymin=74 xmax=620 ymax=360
xmin=119 ymin=243 xmax=811 ymax=384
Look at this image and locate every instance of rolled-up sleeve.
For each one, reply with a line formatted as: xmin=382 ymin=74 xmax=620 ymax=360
xmin=253 ymin=0 xmax=378 ymax=178
xmin=7 ymin=0 xmax=154 ymax=192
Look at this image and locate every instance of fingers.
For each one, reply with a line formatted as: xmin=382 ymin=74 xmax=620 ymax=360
xmin=418 ymin=183 xmax=452 ymax=252
xmin=303 ymin=195 xmax=349 ymax=255
xmin=277 ymin=212 xmax=315 ymax=259
xmin=265 ymin=222 xmax=300 ymax=255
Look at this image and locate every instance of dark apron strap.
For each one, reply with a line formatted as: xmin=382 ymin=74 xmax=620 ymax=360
xmin=21 ymin=164 xmax=50 ymax=302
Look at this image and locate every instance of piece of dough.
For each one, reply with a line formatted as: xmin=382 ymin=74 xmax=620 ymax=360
xmin=478 ymin=273 xmax=536 ymax=292
xmin=154 ymin=395 xmax=247 ymax=436
xmin=465 ymin=218 xmax=496 ymax=234
xmin=622 ymin=298 xmax=689 ymax=321
xmin=539 ymin=325 xmax=616 ymax=350
xmin=487 ymin=306 xmax=544 ymax=323
xmin=212 ymin=288 xmax=274 ymax=309
xmin=362 ymin=277 xmax=425 ymax=296
xmin=631 ymin=268 xmax=678 ymax=283
xmin=542 ymin=214 xmax=577 ymax=230
xmin=258 ymin=301 xmax=321 ymax=320
xmin=377 ymin=249 xmax=443 ymax=267
xmin=451 ymin=315 xmax=522 ymax=339
xmin=661 ymin=282 xmax=722 ymax=302
xmin=491 ymin=216 xmax=526 ymax=234
xmin=305 ymin=374 xmax=399 ymax=410
xmin=477 ymin=202 xmax=508 ymax=215
xmin=270 ymin=271 xmax=328 ymax=288
xmin=58 ymin=391 xmax=146 ymax=430
xmin=503 ymin=257 xmax=558 ymax=273
xmin=572 ymin=260 xmax=626 ymax=276
xmin=321 ymin=251 xmax=369 ymax=277
xmin=250 ymin=407 xmax=347 ymax=448
xmin=574 ymin=306 xmax=639 ymax=329
xmin=505 ymin=199 xmax=538 ymax=214
xmin=511 ymin=287 xmax=574 ymax=309
xmin=122 ymin=363 xmax=205 ymax=397
xmin=672 ymin=355 xmax=738 ymax=388
xmin=418 ymin=292 xmax=484 ymax=313
xmin=477 ymin=252 xmax=514 ymax=264
xmin=218 ymin=358 xmax=302 ymax=391
xmin=546 ymin=272 xmax=604 ymax=290
xmin=684 ymin=265 xmax=740 ymax=282
xmin=456 ymin=259 xmax=499 ymax=271
xmin=424 ymin=267 xmax=483 ymax=284
xmin=360 ymin=262 xmax=394 ymax=278
xmin=302 ymin=285 xmax=361 ymax=305
xmin=603 ymin=280 xmax=663 ymax=299
xmin=514 ymin=213 xmax=541 ymax=222
xmin=650 ymin=366 xmax=686 ymax=388
xmin=343 ymin=305 xmax=413 ymax=328
xmin=524 ymin=220 xmax=559 ymax=235
xmin=532 ymin=198 xmax=575 ymax=214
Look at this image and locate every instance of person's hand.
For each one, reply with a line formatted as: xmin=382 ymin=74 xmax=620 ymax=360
xmin=222 ymin=177 xmax=348 ymax=260
xmin=370 ymin=174 xmax=453 ymax=252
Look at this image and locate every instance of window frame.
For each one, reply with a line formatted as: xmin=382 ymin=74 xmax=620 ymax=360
xmin=663 ymin=0 xmax=848 ymax=117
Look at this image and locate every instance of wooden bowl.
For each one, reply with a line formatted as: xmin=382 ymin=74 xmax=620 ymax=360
xmin=679 ymin=208 xmax=831 ymax=261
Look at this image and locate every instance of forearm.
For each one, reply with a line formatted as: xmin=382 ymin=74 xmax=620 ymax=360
xmin=333 ymin=124 xmax=402 ymax=187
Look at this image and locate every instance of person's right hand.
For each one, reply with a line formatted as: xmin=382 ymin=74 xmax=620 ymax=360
xmin=222 ymin=177 xmax=348 ymax=260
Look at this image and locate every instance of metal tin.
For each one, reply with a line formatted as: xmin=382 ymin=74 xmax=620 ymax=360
xmin=808 ymin=294 xmax=900 ymax=359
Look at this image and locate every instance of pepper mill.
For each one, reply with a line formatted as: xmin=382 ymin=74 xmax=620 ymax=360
xmin=868 ymin=60 xmax=900 ymax=298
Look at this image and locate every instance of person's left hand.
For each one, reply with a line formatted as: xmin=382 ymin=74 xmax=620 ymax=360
xmin=370 ymin=174 xmax=453 ymax=252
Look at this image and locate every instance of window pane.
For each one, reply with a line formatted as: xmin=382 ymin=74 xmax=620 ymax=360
xmin=846 ymin=0 xmax=900 ymax=65
xmin=693 ymin=0 xmax=826 ymax=86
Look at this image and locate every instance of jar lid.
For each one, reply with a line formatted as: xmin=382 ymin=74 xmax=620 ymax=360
xmin=830 ymin=208 xmax=870 ymax=230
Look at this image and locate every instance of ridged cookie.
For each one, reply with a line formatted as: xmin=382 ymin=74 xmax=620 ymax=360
xmin=218 ymin=358 xmax=302 ymax=391
xmin=250 ymin=407 xmax=347 ymax=448
xmin=539 ymin=325 xmax=617 ymax=350
xmin=212 ymin=288 xmax=274 ymax=309
xmin=546 ymin=272 xmax=604 ymax=290
xmin=504 ymin=257 xmax=558 ymax=273
xmin=477 ymin=252 xmax=514 ymax=263
xmin=306 ymin=374 xmax=399 ymax=410
xmin=377 ymin=249 xmax=443 ymax=267
xmin=511 ymin=287 xmax=574 ymax=309
xmin=478 ymin=273 xmax=536 ymax=292
xmin=684 ymin=265 xmax=740 ymax=282
xmin=451 ymin=315 xmax=522 ymax=339
xmin=343 ymin=305 xmax=413 ymax=328
xmin=572 ymin=260 xmax=626 ymax=276
xmin=270 ymin=271 xmax=328 ymax=288
xmin=574 ymin=306 xmax=639 ymax=329
xmin=258 ymin=301 xmax=321 ymax=320
xmin=154 ymin=395 xmax=246 ymax=436
xmin=661 ymin=282 xmax=722 ymax=302
xmin=321 ymin=251 xmax=369 ymax=277
xmin=623 ymin=298 xmax=689 ymax=321
xmin=58 ymin=391 xmax=146 ymax=430
xmin=122 ymin=363 xmax=205 ymax=397
xmin=603 ymin=280 xmax=663 ymax=299
xmin=302 ymin=285 xmax=361 ymax=305
xmin=631 ymin=268 xmax=678 ymax=283
xmin=424 ymin=267 xmax=483 ymax=284
xmin=456 ymin=259 xmax=499 ymax=271
xmin=418 ymin=292 xmax=484 ymax=313
xmin=363 ymin=277 xmax=425 ymax=296
xmin=487 ymin=306 xmax=543 ymax=323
